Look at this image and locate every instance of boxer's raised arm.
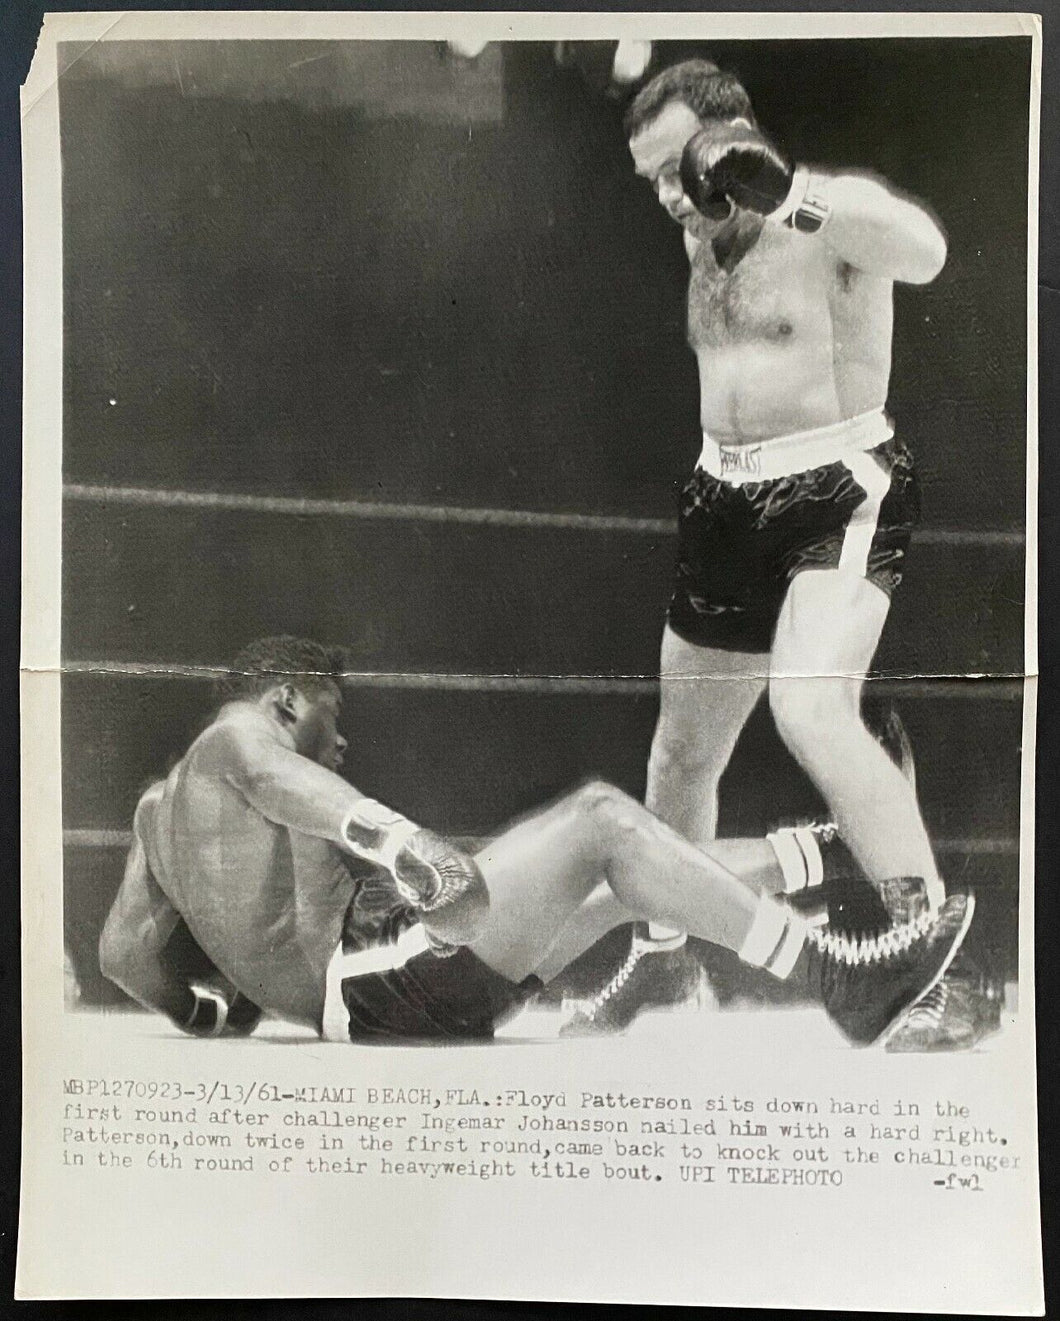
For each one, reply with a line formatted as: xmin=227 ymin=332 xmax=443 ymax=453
xmin=221 ymin=720 xmax=489 ymax=945
xmin=220 ymin=719 xmax=362 ymax=844
xmin=680 ymin=124 xmax=947 ymax=284
xmin=813 ymin=171 xmax=947 ymax=285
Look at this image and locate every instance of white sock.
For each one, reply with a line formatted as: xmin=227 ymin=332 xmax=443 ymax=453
xmin=737 ymin=897 xmax=808 ymax=980
xmin=923 ymin=875 xmax=945 ymax=918
xmin=646 ymin=923 xmax=686 ymax=946
xmin=767 ymin=825 xmax=824 ymax=893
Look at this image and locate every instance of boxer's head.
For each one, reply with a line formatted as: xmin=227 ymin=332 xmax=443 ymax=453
xmin=220 ymin=635 xmax=348 ymax=771
xmin=625 ymin=59 xmax=754 ymax=230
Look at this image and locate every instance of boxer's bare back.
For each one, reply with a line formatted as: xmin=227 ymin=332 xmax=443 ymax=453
xmin=129 ymin=705 xmax=359 ymax=1025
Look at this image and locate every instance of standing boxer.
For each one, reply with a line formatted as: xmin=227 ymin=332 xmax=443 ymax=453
xmin=98 ymin=636 xmax=971 ymax=1046
xmin=570 ymin=59 xmax=969 ymax=1039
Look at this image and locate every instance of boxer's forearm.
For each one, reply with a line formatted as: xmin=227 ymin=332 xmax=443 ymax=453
xmin=226 ymin=734 xmax=361 ymax=844
xmin=223 ymin=726 xmax=432 ymax=871
xmin=99 ymin=903 xmax=193 ymax=1021
xmin=100 ymin=832 xmax=189 ymax=1018
xmin=813 ymin=171 xmax=947 ymax=284
xmin=100 ymin=936 xmax=196 ymax=1023
xmin=680 ymin=128 xmax=946 ymax=283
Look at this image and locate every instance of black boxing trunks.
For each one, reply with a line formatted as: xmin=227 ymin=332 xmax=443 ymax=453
xmin=320 ymin=870 xmax=540 ymax=1043
xmin=668 ymin=410 xmax=919 ymax=654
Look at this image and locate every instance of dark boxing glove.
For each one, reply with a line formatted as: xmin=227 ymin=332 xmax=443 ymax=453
xmin=180 ymin=984 xmax=230 ymax=1037
xmin=225 ymin=991 xmax=264 ymax=1036
xmin=678 ymin=130 xmax=735 ymax=221
xmin=343 ymin=797 xmax=490 ymax=946
xmin=393 ymin=829 xmax=490 ymax=946
xmin=180 ymin=982 xmax=263 ymax=1038
xmin=681 ymin=123 xmax=830 ymax=233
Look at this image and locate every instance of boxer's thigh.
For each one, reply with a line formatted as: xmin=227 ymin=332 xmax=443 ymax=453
xmin=771 ymin=567 xmax=890 ymax=683
xmin=769 ymin=439 xmax=916 ymax=684
xmin=654 ymin=623 xmax=766 ymax=758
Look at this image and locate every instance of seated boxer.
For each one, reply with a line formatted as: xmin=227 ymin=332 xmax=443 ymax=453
xmin=99 ymin=636 xmax=973 ymax=1046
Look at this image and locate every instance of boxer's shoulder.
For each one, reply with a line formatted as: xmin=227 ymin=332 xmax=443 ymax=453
xmin=134 ymin=778 xmax=165 ymax=813
xmin=131 ymin=778 xmax=166 ymax=836
xmin=198 ymin=705 xmax=284 ymax=761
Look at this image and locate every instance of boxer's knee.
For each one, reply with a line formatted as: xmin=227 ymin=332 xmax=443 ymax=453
xmin=573 ymin=780 xmax=641 ymax=831
xmin=647 ymin=724 xmax=727 ymax=796
xmin=770 ymin=677 xmax=860 ymax=766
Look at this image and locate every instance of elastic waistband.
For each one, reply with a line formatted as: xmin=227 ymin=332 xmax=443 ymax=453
xmin=697 ymin=409 xmax=894 ymax=485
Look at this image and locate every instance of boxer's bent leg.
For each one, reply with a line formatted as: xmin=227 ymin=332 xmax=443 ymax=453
xmin=711 ymin=837 xmax=795 ymax=894
xmin=769 ymin=569 xmax=942 ymax=908
xmin=470 ymin=783 xmax=784 ymax=986
xmin=533 ymin=882 xmax=631 ymax=985
xmin=530 ymin=833 xmax=797 ymax=986
xmin=469 ymin=792 xmax=633 ymax=986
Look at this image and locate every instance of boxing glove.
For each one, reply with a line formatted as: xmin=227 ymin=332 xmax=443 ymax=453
xmin=181 ymin=982 xmax=263 ymax=1037
xmin=181 ymin=983 xmax=230 ymax=1037
xmin=681 ymin=123 xmax=830 ymax=233
xmin=344 ymin=798 xmax=490 ymax=945
xmin=225 ymin=991 xmax=264 ymax=1036
xmin=393 ymin=829 xmax=490 ymax=946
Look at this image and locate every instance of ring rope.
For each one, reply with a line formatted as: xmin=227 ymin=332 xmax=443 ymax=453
xmin=58 ymin=660 xmax=1024 ymax=699
xmin=60 ymin=827 xmax=1019 ymax=856
xmin=63 ymin=482 xmax=1025 ymax=547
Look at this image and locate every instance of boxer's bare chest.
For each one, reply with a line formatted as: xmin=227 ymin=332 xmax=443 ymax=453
xmin=687 ymin=223 xmax=837 ymax=350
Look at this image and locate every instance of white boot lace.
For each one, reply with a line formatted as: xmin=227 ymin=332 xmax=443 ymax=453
xmin=809 ymin=821 xmax=838 ymax=844
xmin=808 ymin=910 xmax=934 ymax=967
xmin=899 ymin=980 xmax=950 ymax=1029
xmin=585 ymin=942 xmax=643 ymax=1019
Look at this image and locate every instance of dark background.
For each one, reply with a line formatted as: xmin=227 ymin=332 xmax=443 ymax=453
xmin=56 ymin=37 xmax=1030 ymax=1004
xmin=60 ymin=39 xmax=1028 ymax=527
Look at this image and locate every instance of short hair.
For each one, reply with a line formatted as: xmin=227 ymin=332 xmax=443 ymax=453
xmin=218 ymin=636 xmax=347 ymax=702
xmin=623 ymin=59 xmax=755 ymax=139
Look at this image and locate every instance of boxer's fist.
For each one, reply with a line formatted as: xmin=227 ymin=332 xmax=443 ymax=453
xmin=393 ymin=830 xmax=490 ymax=945
xmin=225 ymin=991 xmax=264 ymax=1037
xmin=180 ymin=984 xmax=230 ymax=1037
xmin=180 ymin=979 xmax=262 ymax=1038
xmin=681 ymin=123 xmax=794 ymax=219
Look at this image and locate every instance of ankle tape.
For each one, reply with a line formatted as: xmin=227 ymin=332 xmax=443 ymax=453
xmin=738 ymin=899 xmax=806 ymax=979
xmin=767 ymin=825 xmax=824 ymax=893
xmin=767 ymin=917 xmax=807 ymax=979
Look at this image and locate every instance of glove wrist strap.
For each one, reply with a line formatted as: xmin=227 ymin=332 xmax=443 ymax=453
xmin=185 ymin=985 xmax=229 ymax=1036
xmin=770 ymin=165 xmax=832 ymax=233
xmin=342 ymin=797 xmax=421 ymax=872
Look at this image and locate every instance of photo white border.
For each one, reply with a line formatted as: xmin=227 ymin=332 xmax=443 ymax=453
xmin=18 ymin=13 xmax=1044 ymax=1307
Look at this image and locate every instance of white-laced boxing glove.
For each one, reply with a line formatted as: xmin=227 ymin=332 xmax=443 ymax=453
xmin=342 ymin=798 xmax=490 ymax=946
